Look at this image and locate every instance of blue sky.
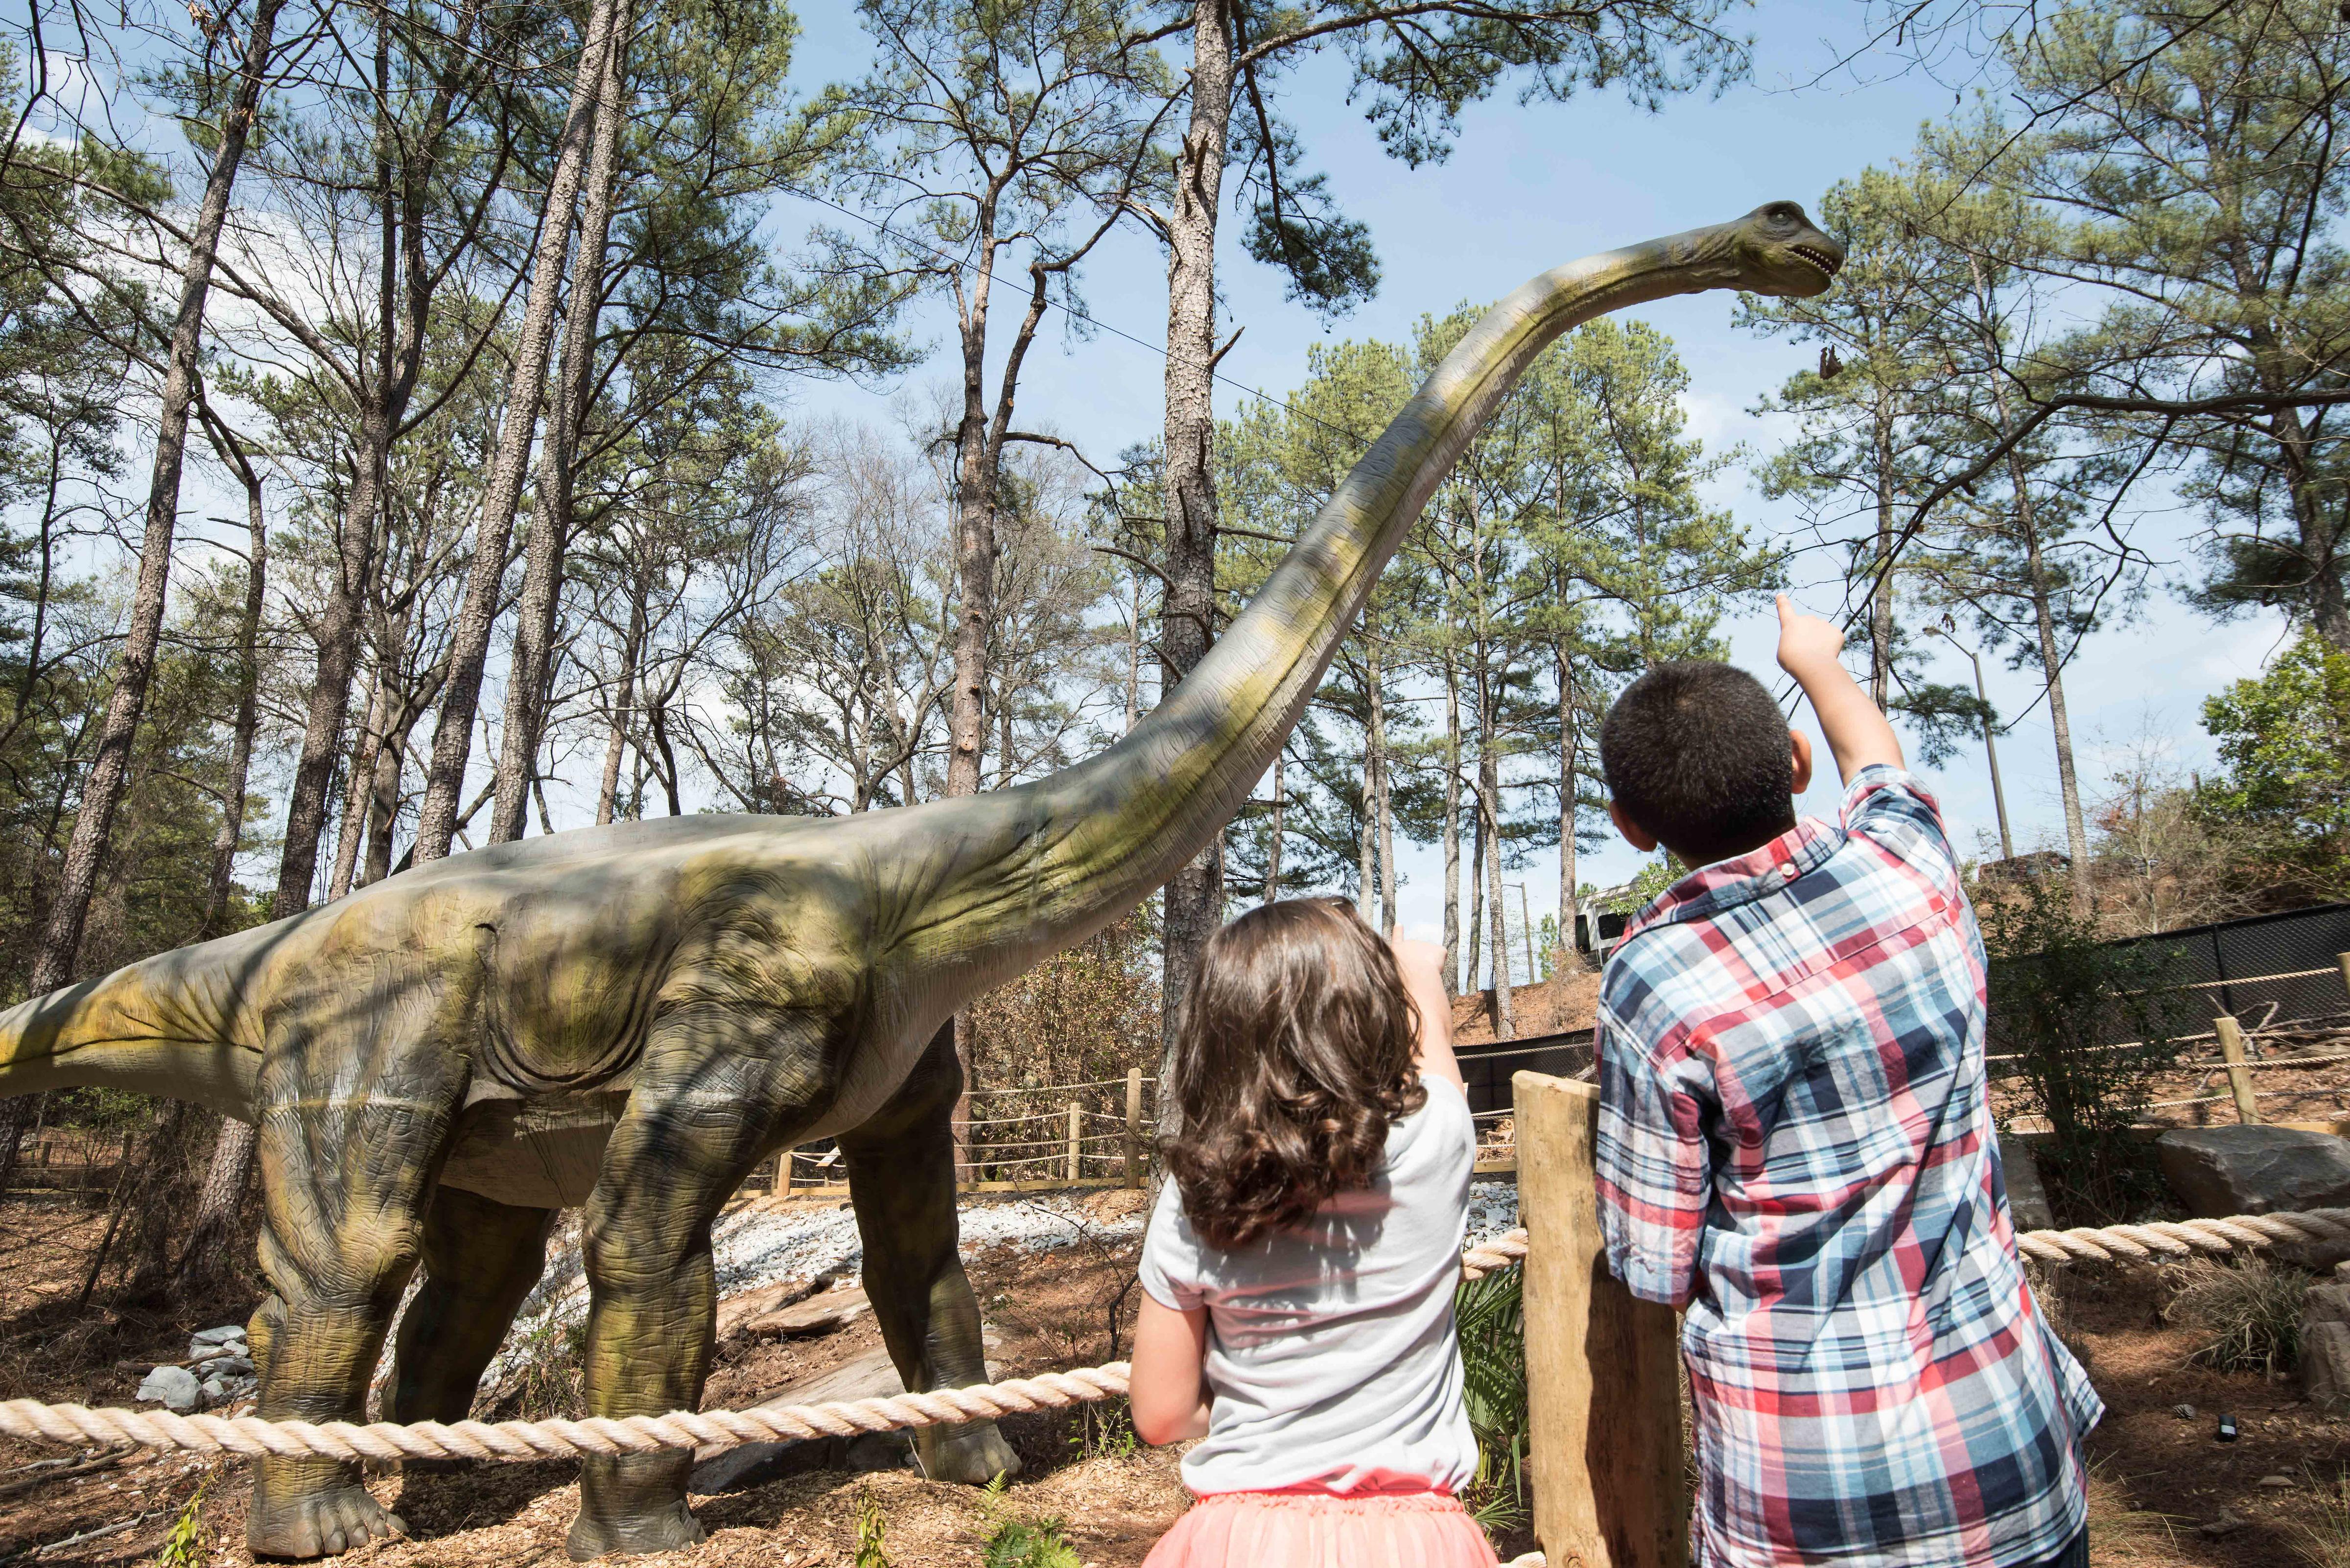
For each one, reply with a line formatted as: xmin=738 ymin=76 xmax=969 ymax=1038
xmin=774 ymin=0 xmax=2295 ymax=957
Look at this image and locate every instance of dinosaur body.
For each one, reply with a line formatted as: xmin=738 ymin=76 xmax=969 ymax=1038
xmin=0 ymin=205 xmax=1840 ymax=1559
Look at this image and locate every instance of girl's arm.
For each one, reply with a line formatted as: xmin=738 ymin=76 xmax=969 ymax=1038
xmin=1129 ymin=1296 xmax=1212 ymax=1445
xmin=1390 ymin=936 xmax=1464 ymax=1091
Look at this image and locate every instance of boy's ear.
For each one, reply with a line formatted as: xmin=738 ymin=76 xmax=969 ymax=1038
xmin=1608 ymin=798 xmax=1658 ymax=853
xmin=1790 ymin=728 xmax=1814 ymax=795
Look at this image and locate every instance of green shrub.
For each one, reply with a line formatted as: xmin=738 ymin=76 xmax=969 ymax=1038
xmin=1980 ymin=878 xmax=2186 ymax=1222
xmin=982 ymin=1516 xmax=1082 ymax=1568
xmin=1455 ymin=1265 xmax=1528 ymax=1533
xmin=854 ymin=1488 xmax=890 ymax=1568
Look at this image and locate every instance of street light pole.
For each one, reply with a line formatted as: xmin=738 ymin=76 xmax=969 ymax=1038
xmin=1930 ymin=625 xmax=2015 ymax=863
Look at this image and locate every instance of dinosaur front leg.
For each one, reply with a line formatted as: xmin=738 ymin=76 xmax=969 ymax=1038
xmin=244 ymin=1033 xmax=464 ymax=1559
xmin=840 ymin=1021 xmax=1021 ymax=1485
xmin=385 ymin=1184 xmax=557 ymax=1422
xmin=567 ymin=1005 xmax=833 ymax=1561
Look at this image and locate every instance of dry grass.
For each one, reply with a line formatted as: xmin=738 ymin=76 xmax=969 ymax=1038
xmin=2294 ymin=1469 xmax=2350 ymax=1568
xmin=2164 ymin=1256 xmax=2310 ymax=1375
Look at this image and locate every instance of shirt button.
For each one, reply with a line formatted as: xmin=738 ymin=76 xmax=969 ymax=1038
xmin=1778 ymin=863 xmax=1798 ymax=880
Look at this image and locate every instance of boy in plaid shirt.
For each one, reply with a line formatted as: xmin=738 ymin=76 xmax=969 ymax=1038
xmin=1591 ymin=597 xmax=2099 ymax=1568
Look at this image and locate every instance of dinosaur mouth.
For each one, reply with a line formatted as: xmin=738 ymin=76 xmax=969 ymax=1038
xmin=1788 ymin=243 xmax=1842 ymax=280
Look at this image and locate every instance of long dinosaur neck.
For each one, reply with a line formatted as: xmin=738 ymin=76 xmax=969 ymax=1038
xmin=918 ymin=224 xmax=1748 ymax=988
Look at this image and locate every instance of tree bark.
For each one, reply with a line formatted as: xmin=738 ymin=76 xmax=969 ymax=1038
xmin=1869 ymin=398 xmax=1897 ymax=708
xmin=198 ymin=414 xmax=266 ymax=940
xmin=1466 ymin=790 xmax=1485 ymax=993
xmin=1264 ymin=748 xmax=1283 ymax=902
xmin=25 ymin=0 xmax=285 ymax=998
xmin=1483 ymin=756 xmax=1514 ymax=1039
xmin=1555 ymin=647 xmax=1578 ymax=966
xmin=415 ymin=0 xmax=623 ymax=864
xmin=596 ymin=593 xmax=645 ymax=824
xmin=326 ymin=668 xmax=387 ymax=901
xmin=179 ymin=1116 xmax=255 ymax=1283
xmin=1157 ymin=0 xmax=1235 ymax=1068
xmin=1443 ymin=655 xmax=1462 ymax=996
xmin=491 ymin=0 xmax=632 ymax=843
xmin=274 ymin=0 xmax=485 ymax=913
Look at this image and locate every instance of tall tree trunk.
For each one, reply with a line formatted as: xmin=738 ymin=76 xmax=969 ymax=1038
xmin=415 ymin=0 xmax=623 ymax=864
xmin=1555 ymin=647 xmax=1578 ymax=968
xmin=1157 ymin=0 xmax=1235 ymax=1072
xmin=1982 ymin=340 xmax=2092 ymax=915
xmin=1466 ymin=793 xmax=1485 ymax=993
xmin=272 ymin=0 xmax=483 ymax=912
xmin=361 ymin=703 xmax=414 ymax=886
xmin=327 ymin=671 xmax=387 ymax=901
xmin=198 ymin=416 xmax=266 ymax=940
xmin=1482 ymin=758 xmax=1514 ymax=1038
xmin=26 ymin=0 xmax=285 ymax=999
xmin=1264 ymin=749 xmax=1283 ymax=902
xmin=1869 ymin=398 xmax=1897 ymax=708
xmin=596 ymin=595 xmax=645 ymax=825
xmin=1367 ymin=636 xmax=1395 ymax=933
xmin=1443 ymin=656 xmax=1462 ymax=996
xmin=492 ymin=1 xmax=632 ymax=843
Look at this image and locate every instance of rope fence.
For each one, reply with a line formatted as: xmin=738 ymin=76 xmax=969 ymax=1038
xmin=0 ymin=1205 xmax=2325 ymax=1465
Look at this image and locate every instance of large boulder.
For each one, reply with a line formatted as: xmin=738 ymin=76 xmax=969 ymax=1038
xmin=1997 ymin=1135 xmax=2057 ymax=1234
xmin=2155 ymin=1125 xmax=2350 ymax=1217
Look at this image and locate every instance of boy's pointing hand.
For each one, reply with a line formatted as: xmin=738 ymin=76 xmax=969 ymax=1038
xmin=1775 ymin=594 xmax=1846 ymax=676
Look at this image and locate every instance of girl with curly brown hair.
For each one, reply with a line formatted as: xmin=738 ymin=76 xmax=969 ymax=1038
xmin=1128 ymin=897 xmax=1496 ymax=1568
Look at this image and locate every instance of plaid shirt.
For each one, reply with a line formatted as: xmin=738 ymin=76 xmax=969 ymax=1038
xmin=1595 ymin=765 xmax=2101 ymax=1568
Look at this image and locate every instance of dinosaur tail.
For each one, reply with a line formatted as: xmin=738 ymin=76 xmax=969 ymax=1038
xmin=0 ymin=933 xmax=268 ymax=1119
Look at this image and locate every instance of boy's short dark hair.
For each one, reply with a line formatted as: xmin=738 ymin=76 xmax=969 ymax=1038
xmin=1600 ymin=661 xmax=1796 ymax=866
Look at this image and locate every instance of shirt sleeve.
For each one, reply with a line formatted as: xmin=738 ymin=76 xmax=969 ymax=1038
xmin=1136 ymin=1176 xmax=1207 ymax=1312
xmin=1841 ymin=763 xmax=1959 ymax=892
xmin=1593 ymin=1007 xmax=1714 ymax=1309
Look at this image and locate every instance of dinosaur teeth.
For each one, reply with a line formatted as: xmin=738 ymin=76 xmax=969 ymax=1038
xmin=1789 ymin=244 xmax=1841 ymax=278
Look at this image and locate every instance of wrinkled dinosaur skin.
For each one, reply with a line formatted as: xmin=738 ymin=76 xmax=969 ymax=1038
xmin=0 ymin=205 xmax=1838 ymax=1559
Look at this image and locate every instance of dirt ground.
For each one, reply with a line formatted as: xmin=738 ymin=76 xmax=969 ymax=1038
xmin=8 ymin=1191 xmax=2350 ymax=1567
xmin=1453 ymin=970 xmax=1602 ymax=1046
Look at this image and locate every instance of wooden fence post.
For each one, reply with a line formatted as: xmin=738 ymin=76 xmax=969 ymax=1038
xmin=776 ymin=1148 xmax=791 ymax=1197
xmin=2337 ymin=951 xmax=2350 ymax=1005
xmin=2215 ymin=1015 xmax=2260 ymax=1124
xmin=1517 ymin=1069 xmax=1687 ymax=1568
xmin=1067 ymin=1101 xmax=1081 ymax=1183
xmin=1125 ymin=1069 xmax=1144 ymax=1189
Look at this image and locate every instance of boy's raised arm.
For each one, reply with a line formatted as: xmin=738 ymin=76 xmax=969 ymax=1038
xmin=1775 ymin=595 xmax=1904 ymax=785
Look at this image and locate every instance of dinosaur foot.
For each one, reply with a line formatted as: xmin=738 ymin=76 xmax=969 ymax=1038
xmin=246 ymin=1471 xmax=407 ymax=1559
xmin=565 ymin=1500 xmax=706 ymax=1561
xmin=916 ymin=1419 xmax=1022 ymax=1484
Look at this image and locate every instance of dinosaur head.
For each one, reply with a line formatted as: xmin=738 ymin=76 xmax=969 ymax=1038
xmin=1701 ymin=201 xmax=1845 ymax=297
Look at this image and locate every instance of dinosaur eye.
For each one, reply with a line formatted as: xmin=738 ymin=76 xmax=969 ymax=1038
xmin=1765 ymin=203 xmax=1801 ymax=227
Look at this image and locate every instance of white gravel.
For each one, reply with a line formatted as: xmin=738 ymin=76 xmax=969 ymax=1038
xmin=480 ymin=1177 xmax=1521 ymax=1393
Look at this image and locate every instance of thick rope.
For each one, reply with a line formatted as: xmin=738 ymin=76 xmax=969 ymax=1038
xmin=6 ymin=1208 xmax=2343 ymax=1463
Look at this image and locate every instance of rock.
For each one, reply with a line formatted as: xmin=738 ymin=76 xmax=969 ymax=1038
xmin=741 ymin=1286 xmax=870 ymax=1338
xmin=1997 ymin=1136 xmax=2057 ymax=1234
xmin=2259 ymin=1474 xmax=2297 ymax=1488
xmin=2309 ymin=1280 xmax=2350 ymax=1330
xmin=688 ymin=1329 xmax=1001 ymax=1495
xmin=844 ymin=1431 xmax=913 ymax=1472
xmin=190 ymin=1325 xmax=246 ymax=1349
xmin=205 ymin=1355 xmax=255 ymax=1378
xmin=2156 ymin=1125 xmax=2350 ymax=1217
xmin=2200 ymin=1508 xmax=2247 ymax=1538
xmin=713 ymin=1276 xmax=836 ymax=1339
xmin=137 ymin=1365 xmax=202 ymax=1413
xmin=2172 ymin=1403 xmax=2197 ymax=1420
xmin=2308 ymin=1320 xmax=2350 ymax=1413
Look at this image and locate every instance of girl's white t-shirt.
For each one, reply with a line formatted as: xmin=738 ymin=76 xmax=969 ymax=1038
xmin=1136 ymin=1072 xmax=1480 ymax=1496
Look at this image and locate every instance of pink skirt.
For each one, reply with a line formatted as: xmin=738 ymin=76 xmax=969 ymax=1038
xmin=1142 ymin=1488 xmax=1501 ymax=1568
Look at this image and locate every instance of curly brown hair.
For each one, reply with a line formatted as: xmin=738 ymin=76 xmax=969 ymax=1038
xmin=1160 ymin=898 xmax=1427 ymax=1249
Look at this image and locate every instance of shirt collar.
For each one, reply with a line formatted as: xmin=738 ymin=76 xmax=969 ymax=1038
xmin=1619 ymin=816 xmax=1841 ymax=943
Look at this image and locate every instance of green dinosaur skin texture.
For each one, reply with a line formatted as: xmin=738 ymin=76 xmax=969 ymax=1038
xmin=0 ymin=204 xmax=1838 ymax=1559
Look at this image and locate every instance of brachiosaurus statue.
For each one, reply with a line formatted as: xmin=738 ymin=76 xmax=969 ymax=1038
xmin=0 ymin=203 xmax=1839 ymax=1560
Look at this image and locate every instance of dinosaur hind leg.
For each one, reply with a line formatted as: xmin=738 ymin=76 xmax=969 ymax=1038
xmin=243 ymin=974 xmax=470 ymax=1560
xmin=384 ymin=1185 xmax=557 ymax=1423
xmin=840 ymin=1020 xmax=1020 ymax=1485
xmin=566 ymin=1004 xmax=836 ymax=1561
